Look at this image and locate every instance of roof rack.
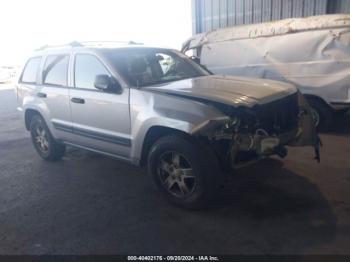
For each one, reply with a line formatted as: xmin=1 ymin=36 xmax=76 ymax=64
xmin=79 ymin=40 xmax=143 ymax=45
xmin=35 ymin=40 xmax=143 ymax=51
xmin=35 ymin=41 xmax=82 ymax=51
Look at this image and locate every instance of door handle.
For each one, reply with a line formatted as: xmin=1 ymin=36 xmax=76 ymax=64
xmin=71 ymin=97 xmax=85 ymax=104
xmin=37 ymin=92 xmax=47 ymax=98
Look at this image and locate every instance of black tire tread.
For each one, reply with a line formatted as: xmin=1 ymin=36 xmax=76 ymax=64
xmin=147 ymin=134 xmax=221 ymax=209
xmin=30 ymin=115 xmax=65 ymax=161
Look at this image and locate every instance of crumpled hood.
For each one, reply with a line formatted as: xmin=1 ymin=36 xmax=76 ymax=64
xmin=145 ymin=75 xmax=297 ymax=107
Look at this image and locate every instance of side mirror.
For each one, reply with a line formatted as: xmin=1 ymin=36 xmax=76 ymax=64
xmin=94 ymin=74 xmax=122 ymax=93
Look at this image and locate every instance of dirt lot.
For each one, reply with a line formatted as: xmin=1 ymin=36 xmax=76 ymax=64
xmin=0 ymin=86 xmax=350 ymax=254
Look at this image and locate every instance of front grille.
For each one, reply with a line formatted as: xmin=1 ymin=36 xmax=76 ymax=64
xmin=254 ymin=93 xmax=299 ymax=134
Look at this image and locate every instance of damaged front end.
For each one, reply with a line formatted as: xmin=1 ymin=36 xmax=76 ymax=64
xmin=194 ymin=91 xmax=321 ymax=170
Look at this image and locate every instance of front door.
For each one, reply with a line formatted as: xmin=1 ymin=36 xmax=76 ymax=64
xmin=69 ymin=53 xmax=131 ymax=158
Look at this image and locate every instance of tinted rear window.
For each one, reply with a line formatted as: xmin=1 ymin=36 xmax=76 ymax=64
xmin=21 ymin=57 xmax=41 ymax=84
xmin=43 ymin=55 xmax=69 ymax=86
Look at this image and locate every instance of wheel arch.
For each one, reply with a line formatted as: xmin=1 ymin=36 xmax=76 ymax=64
xmin=139 ymin=126 xmax=193 ymax=166
xmin=24 ymin=109 xmax=42 ymax=130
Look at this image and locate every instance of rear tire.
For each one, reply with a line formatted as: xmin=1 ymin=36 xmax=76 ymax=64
xmin=147 ymin=134 xmax=221 ymax=209
xmin=30 ymin=115 xmax=65 ymax=161
xmin=307 ymin=98 xmax=333 ymax=131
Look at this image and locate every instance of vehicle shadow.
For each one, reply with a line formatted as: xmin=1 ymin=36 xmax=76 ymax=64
xmin=197 ymin=158 xmax=338 ymax=253
xmin=38 ymin=148 xmax=338 ymax=254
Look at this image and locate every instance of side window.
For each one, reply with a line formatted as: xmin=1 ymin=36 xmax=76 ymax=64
xmin=74 ymin=54 xmax=110 ymax=90
xmin=21 ymin=57 xmax=41 ymax=84
xmin=43 ymin=55 xmax=69 ymax=86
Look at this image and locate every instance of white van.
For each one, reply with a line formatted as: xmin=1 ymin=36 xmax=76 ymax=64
xmin=182 ymin=14 xmax=350 ymax=129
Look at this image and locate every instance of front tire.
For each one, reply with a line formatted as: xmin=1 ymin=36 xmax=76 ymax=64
xmin=30 ymin=115 xmax=65 ymax=161
xmin=147 ymin=134 xmax=221 ymax=209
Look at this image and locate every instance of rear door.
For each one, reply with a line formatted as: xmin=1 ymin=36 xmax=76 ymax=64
xmin=36 ymin=53 xmax=72 ymax=140
xmin=68 ymin=52 xmax=131 ymax=158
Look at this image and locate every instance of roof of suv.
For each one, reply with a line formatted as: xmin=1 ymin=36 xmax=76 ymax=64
xmin=32 ymin=41 xmax=166 ymax=56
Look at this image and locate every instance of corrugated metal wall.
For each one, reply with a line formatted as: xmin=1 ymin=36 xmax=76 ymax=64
xmin=192 ymin=0 xmax=350 ymax=34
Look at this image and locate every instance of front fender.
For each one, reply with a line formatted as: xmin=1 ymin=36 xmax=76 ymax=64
xmin=129 ymin=89 xmax=229 ymax=162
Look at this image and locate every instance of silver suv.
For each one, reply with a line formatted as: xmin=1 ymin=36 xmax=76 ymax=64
xmin=16 ymin=42 xmax=320 ymax=208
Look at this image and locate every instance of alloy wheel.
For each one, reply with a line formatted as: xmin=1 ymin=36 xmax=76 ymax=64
xmin=157 ymin=151 xmax=196 ymax=198
xmin=34 ymin=124 xmax=50 ymax=153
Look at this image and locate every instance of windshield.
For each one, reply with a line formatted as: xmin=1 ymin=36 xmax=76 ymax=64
xmin=102 ymin=48 xmax=210 ymax=87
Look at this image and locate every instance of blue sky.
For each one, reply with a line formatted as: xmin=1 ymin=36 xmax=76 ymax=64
xmin=0 ymin=0 xmax=192 ymax=65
